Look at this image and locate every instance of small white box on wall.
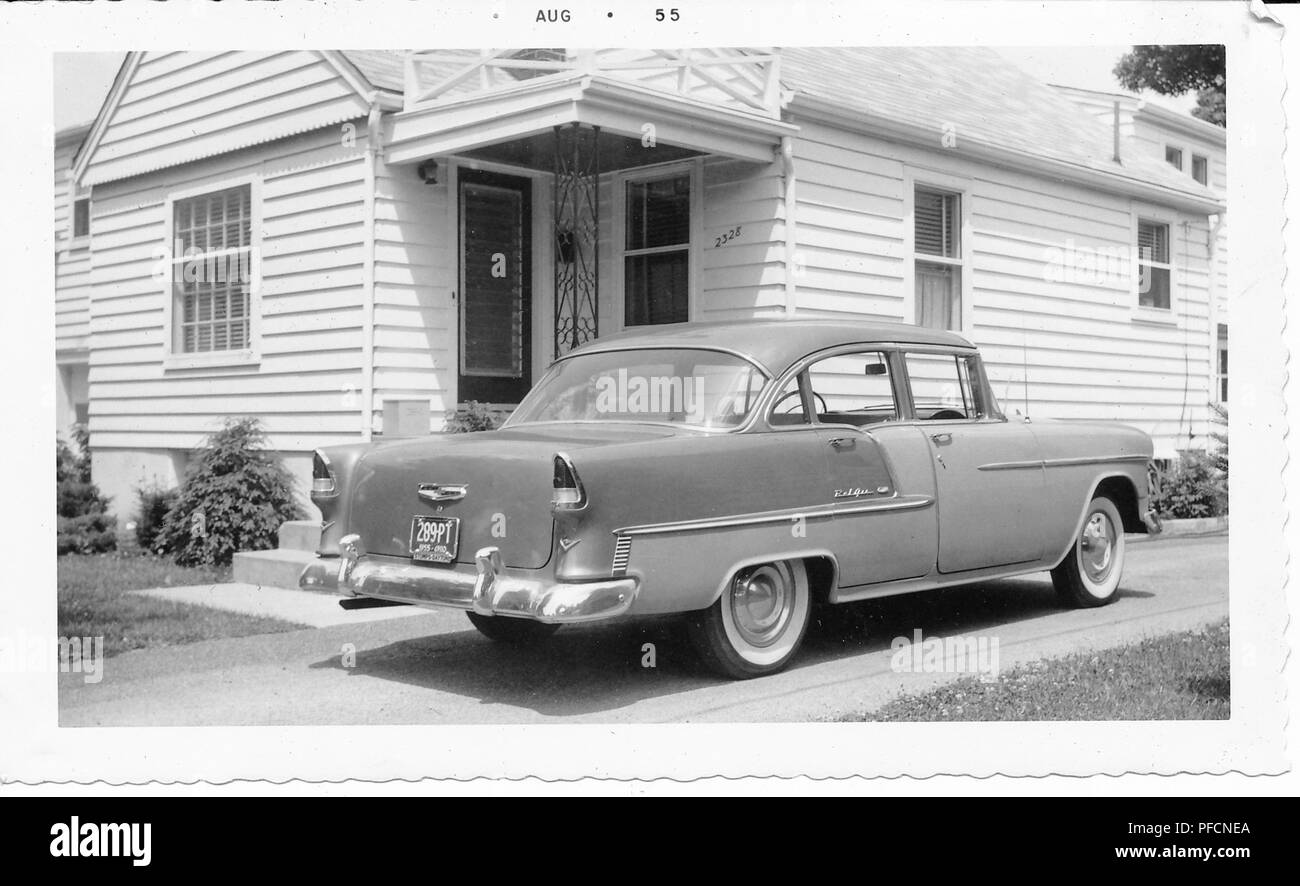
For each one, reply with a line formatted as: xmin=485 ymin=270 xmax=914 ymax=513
xmin=382 ymin=399 xmax=432 ymax=437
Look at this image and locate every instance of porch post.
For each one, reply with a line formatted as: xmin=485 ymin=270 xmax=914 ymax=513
xmin=552 ymin=123 xmax=600 ymax=357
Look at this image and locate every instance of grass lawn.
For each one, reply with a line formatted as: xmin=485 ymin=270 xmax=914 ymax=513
xmin=58 ymin=552 xmax=307 ymax=657
xmin=838 ymin=620 xmax=1230 ymax=721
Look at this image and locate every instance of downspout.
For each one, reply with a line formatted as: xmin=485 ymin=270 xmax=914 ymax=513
xmin=361 ymin=100 xmax=382 ymax=441
xmin=780 ymin=135 xmax=798 ymax=317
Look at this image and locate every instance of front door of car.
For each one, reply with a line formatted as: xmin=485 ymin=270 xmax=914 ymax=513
xmin=903 ymin=350 xmax=1045 ymax=573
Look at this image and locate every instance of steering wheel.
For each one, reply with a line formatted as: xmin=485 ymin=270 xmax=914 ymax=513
xmin=773 ymin=389 xmax=828 ymax=416
xmin=926 ymin=408 xmax=966 ymax=421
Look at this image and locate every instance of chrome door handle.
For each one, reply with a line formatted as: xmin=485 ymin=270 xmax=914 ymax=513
xmin=930 ymin=432 xmax=952 ymax=445
xmin=827 ymin=436 xmax=855 ymax=449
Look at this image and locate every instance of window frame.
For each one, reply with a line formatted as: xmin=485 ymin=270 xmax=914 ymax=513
xmin=611 ymin=158 xmax=702 ymax=332
xmin=1215 ymin=323 xmax=1228 ymax=404
xmin=1164 ymin=145 xmax=1184 ymax=171
xmin=63 ymin=168 xmax=92 ymax=252
xmin=160 ymin=175 xmax=263 ymax=371
xmin=1191 ymin=153 xmax=1210 ymax=186
xmin=903 ymin=169 xmax=973 ymax=335
xmin=759 ymin=343 xmax=1003 ymax=433
xmin=900 ymin=347 xmax=1001 ymax=423
xmin=1131 ymin=205 xmax=1178 ymax=323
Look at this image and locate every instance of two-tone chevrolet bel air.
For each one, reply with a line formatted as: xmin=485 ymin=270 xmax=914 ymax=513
xmin=299 ymin=320 xmax=1157 ymax=678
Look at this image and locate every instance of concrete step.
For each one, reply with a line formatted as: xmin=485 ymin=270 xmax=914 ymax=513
xmin=277 ymin=520 xmax=322 ymax=553
xmin=232 ymin=548 xmax=321 ymax=591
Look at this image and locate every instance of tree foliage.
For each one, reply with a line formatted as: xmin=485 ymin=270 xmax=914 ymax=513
xmin=1113 ymin=45 xmax=1226 ymax=126
xmin=158 ymin=418 xmax=303 ymax=566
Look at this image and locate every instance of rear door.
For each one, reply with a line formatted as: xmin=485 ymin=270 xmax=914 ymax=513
xmin=902 ymin=349 xmax=1045 ymax=573
xmin=798 ymin=349 xmax=937 ymax=587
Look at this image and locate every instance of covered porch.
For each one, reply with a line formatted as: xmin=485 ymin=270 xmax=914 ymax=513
xmin=382 ymin=49 xmax=798 ymax=408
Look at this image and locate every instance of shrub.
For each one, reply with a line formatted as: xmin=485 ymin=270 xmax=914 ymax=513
xmin=445 ymin=400 xmax=501 ymax=433
xmin=158 ymin=418 xmax=304 ymax=566
xmin=134 ymin=484 xmax=179 ymax=553
xmin=57 ymin=513 xmax=117 ymax=555
xmin=56 ymin=425 xmax=116 ymax=554
xmin=1208 ymin=401 xmax=1228 ymax=479
xmin=1152 ymin=449 xmax=1226 ymax=520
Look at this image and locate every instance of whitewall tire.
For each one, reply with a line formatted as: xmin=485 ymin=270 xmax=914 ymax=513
xmin=1051 ymin=495 xmax=1126 ymax=608
xmin=687 ymin=559 xmax=812 ymax=679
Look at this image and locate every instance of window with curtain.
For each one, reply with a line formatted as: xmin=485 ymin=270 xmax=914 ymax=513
xmin=914 ymin=187 xmax=962 ymax=331
xmin=1137 ymin=219 xmax=1172 ymax=310
xmin=1165 ymin=146 xmax=1183 ymax=170
xmin=624 ymin=173 xmax=690 ymax=327
xmin=172 ymin=185 xmax=253 ymax=353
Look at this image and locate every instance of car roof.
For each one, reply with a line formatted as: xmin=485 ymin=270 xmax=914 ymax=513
xmin=565 ymin=319 xmax=975 ymax=374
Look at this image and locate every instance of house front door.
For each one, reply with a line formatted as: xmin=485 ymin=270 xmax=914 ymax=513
xmin=457 ymin=169 xmax=532 ymax=404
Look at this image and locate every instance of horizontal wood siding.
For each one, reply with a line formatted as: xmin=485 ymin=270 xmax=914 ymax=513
xmin=699 ymin=156 xmax=786 ymax=319
xmin=87 ymin=127 xmax=370 ymax=453
xmin=372 ymin=156 xmax=455 ymax=430
xmin=787 ymin=118 xmax=1217 ymax=457
xmin=82 ymin=51 xmax=369 ymax=187
xmin=55 ymin=138 xmax=91 ymax=355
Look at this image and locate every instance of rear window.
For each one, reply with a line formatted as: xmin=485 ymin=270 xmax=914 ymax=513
xmin=509 ymin=348 xmax=768 ymax=429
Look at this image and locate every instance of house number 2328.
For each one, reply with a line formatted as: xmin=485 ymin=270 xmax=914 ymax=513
xmin=655 ymin=8 xmax=681 ymax=20
xmin=714 ymin=225 xmax=742 ymax=248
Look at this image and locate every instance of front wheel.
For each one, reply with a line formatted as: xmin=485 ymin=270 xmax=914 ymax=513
xmin=1051 ymin=495 xmax=1125 ymax=607
xmin=686 ymin=559 xmax=811 ymax=679
xmin=466 ymin=612 xmax=560 ymax=643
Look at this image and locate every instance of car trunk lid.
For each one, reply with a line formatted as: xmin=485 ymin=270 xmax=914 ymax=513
xmin=347 ymin=424 xmax=679 ymax=569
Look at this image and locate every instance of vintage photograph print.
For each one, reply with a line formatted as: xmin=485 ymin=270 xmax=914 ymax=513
xmin=8 ymin=0 xmax=1287 ymax=784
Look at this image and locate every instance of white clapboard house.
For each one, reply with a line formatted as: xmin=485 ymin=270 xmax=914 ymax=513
xmin=55 ymin=48 xmax=1227 ymax=521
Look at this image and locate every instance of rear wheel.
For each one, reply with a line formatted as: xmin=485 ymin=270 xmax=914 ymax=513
xmin=686 ymin=559 xmax=811 ymax=679
xmin=466 ymin=612 xmax=560 ymax=643
xmin=1051 ymin=495 xmax=1125 ymax=607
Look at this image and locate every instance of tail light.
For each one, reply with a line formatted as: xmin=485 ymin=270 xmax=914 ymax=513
xmin=311 ymin=449 xmax=337 ymax=497
xmin=552 ymin=453 xmax=586 ymax=510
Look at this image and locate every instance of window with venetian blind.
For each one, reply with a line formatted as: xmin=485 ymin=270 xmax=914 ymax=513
xmin=1136 ymin=219 xmax=1172 ymax=310
xmin=624 ymin=173 xmax=691 ymax=327
xmin=914 ymin=187 xmax=962 ymax=331
xmin=172 ymin=185 xmax=254 ymax=353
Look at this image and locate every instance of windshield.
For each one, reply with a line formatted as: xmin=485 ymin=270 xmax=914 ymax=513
xmin=508 ymin=347 xmax=769 ymax=429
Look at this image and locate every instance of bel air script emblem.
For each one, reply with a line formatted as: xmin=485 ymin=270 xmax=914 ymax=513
xmin=833 ymin=485 xmax=891 ymax=499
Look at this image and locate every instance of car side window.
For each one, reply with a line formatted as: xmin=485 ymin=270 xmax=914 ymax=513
xmin=805 ymin=350 xmax=900 ymax=426
xmin=904 ymin=351 xmax=989 ymax=420
xmin=769 ymin=376 xmax=809 ymax=425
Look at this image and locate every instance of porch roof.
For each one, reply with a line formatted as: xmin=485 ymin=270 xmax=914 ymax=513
xmin=382 ymin=72 xmax=798 ymax=167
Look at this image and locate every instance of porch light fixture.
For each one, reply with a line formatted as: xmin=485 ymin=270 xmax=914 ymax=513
xmin=417 ymin=159 xmax=438 ymax=184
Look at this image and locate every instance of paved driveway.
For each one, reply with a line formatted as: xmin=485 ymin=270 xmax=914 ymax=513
xmin=60 ymin=534 xmax=1228 ymax=724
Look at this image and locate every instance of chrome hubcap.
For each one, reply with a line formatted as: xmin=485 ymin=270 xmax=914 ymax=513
xmin=730 ymin=563 xmax=794 ymax=648
xmin=1079 ymin=512 xmax=1116 ymax=583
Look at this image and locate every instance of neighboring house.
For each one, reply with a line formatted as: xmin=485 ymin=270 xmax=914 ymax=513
xmin=55 ymin=121 xmax=94 ymax=439
xmin=1054 ymin=84 xmax=1228 ymax=406
xmin=62 ymin=48 xmax=1225 ymax=519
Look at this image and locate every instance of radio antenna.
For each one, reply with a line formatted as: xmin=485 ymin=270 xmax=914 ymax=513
xmin=1021 ymin=322 xmax=1031 ymax=419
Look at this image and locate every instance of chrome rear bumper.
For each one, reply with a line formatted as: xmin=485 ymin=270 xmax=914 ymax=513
xmin=299 ymin=535 xmax=638 ymax=624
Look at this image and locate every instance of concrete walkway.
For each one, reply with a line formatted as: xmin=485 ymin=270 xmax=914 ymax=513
xmin=131 ymin=583 xmax=424 ymax=628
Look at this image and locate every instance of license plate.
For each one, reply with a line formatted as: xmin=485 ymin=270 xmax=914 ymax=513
xmin=409 ymin=515 xmax=460 ymax=565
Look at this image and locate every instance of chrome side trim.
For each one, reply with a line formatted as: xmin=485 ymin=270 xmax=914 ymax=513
xmin=978 ymin=454 xmax=1151 ymax=471
xmin=613 ymin=494 xmax=934 ymax=537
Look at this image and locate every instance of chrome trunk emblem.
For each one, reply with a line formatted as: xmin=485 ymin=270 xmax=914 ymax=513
xmin=418 ymin=483 xmax=467 ymax=503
